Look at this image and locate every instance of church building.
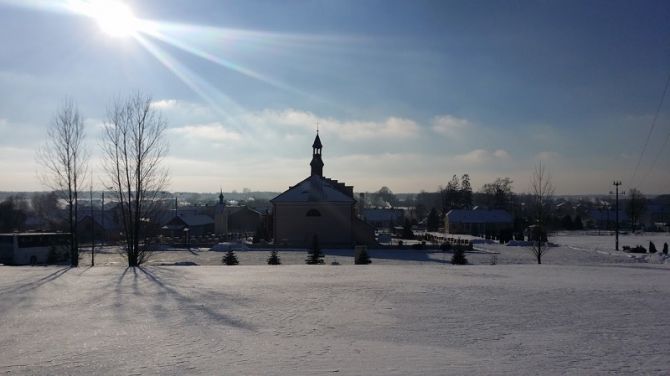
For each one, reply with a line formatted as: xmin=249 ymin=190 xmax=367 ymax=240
xmin=271 ymin=133 xmax=376 ymax=247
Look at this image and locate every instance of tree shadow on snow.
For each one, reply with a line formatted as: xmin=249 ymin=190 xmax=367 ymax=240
xmin=0 ymin=266 xmax=70 ymax=295
xmin=0 ymin=266 xmax=70 ymax=316
xmin=367 ymin=249 xmax=451 ymax=264
xmin=129 ymin=266 xmax=255 ymax=331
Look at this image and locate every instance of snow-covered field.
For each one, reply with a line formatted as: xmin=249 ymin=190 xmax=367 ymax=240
xmin=74 ymin=232 xmax=670 ymax=267
xmin=1 ymin=233 xmax=669 ymax=375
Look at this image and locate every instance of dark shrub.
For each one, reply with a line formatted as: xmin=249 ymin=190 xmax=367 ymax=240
xmin=306 ymin=235 xmax=324 ymax=265
xmin=663 ymin=242 xmax=668 ymax=255
xmin=267 ymin=249 xmax=281 ymax=265
xmin=649 ymin=241 xmax=657 ymax=254
xmin=629 ymin=245 xmax=647 ymax=254
xmin=222 ymin=250 xmax=239 ymax=265
xmin=354 ymin=246 xmax=371 ymax=265
xmin=451 ymin=246 xmax=468 ymax=265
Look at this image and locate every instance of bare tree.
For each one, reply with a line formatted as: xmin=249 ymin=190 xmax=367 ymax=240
xmin=37 ymin=101 xmax=87 ymax=267
xmin=480 ymin=177 xmax=514 ymax=210
xmin=529 ymin=162 xmax=554 ymax=264
xmin=101 ymin=93 xmax=168 ymax=267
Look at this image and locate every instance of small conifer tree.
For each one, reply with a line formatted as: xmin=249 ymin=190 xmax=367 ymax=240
xmin=451 ymin=245 xmax=468 ymax=265
xmin=222 ymin=250 xmax=239 ymax=265
xmin=354 ymin=246 xmax=371 ymax=264
xmin=306 ymin=235 xmax=324 ymax=264
xmin=663 ymin=242 xmax=668 ymax=255
xmin=267 ymin=249 xmax=281 ymax=265
xmin=649 ymin=241 xmax=657 ymax=254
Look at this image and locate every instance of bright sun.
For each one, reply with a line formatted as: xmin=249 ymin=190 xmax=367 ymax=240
xmin=88 ymin=1 xmax=139 ymax=37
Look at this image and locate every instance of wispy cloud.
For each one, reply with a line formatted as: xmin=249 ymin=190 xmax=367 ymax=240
xmin=151 ymin=99 xmax=178 ymax=109
xmin=243 ymin=109 xmax=420 ymax=140
xmin=453 ymin=149 xmax=511 ymax=165
xmin=431 ymin=114 xmax=472 ymax=137
xmin=169 ymin=122 xmax=241 ymax=142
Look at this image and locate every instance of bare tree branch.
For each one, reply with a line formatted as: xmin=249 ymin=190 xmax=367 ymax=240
xmin=101 ymin=93 xmax=168 ymax=267
xmin=529 ymin=161 xmax=554 ymax=264
xmin=36 ymin=99 xmax=88 ymax=267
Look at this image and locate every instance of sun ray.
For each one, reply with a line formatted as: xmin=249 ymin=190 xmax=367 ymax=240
xmin=134 ymin=34 xmax=246 ymax=131
xmin=1 ymin=0 xmax=354 ymax=112
xmin=140 ymin=21 xmax=311 ymax=98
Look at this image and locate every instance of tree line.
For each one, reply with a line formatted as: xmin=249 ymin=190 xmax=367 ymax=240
xmin=362 ymin=171 xmax=654 ymax=238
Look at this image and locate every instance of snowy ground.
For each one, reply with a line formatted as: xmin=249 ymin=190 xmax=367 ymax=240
xmin=1 ymin=233 xmax=669 ymax=375
xmin=75 ymin=232 xmax=670 ymax=267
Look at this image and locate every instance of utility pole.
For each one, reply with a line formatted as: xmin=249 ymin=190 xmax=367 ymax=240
xmin=611 ymin=181 xmax=625 ymax=251
xmin=90 ymin=181 xmax=95 ymax=267
xmin=101 ymin=191 xmax=105 ymax=249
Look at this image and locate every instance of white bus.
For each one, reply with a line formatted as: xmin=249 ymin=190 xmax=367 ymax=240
xmin=0 ymin=233 xmax=71 ymax=265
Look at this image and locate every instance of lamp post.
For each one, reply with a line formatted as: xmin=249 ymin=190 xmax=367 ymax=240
xmin=184 ymin=227 xmax=190 ymax=250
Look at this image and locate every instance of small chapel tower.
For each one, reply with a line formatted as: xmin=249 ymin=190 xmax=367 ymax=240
xmin=310 ymin=132 xmax=324 ymax=177
xmin=214 ymin=188 xmax=228 ymax=235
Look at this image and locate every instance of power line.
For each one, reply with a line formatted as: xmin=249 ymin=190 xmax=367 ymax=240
xmin=642 ymin=128 xmax=670 ymax=183
xmin=630 ymin=68 xmax=670 ymax=185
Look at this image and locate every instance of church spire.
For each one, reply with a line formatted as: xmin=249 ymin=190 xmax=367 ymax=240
xmin=310 ymin=132 xmax=324 ymax=177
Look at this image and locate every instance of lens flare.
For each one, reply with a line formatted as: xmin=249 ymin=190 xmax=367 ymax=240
xmin=71 ymin=0 xmax=139 ymax=37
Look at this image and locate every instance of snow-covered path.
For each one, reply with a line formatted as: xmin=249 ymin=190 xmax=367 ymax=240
xmin=1 ymin=264 xmax=669 ymax=375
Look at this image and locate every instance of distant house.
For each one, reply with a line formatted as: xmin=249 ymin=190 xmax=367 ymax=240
xmin=228 ymin=206 xmax=263 ymax=234
xmin=361 ymin=208 xmax=405 ymax=229
xmin=445 ymin=209 xmax=513 ymax=235
xmin=77 ymin=210 xmax=122 ymax=242
xmin=157 ymin=191 xmax=265 ymax=238
xmin=162 ymin=214 xmax=214 ymax=237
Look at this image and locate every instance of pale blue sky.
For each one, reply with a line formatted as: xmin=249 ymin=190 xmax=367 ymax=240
xmin=1 ymin=0 xmax=669 ymax=194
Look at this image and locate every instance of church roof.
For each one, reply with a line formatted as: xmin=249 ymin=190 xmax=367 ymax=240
xmin=312 ymin=133 xmax=322 ymax=148
xmin=271 ymin=175 xmax=355 ymax=204
xmin=171 ymin=214 xmax=214 ymax=227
